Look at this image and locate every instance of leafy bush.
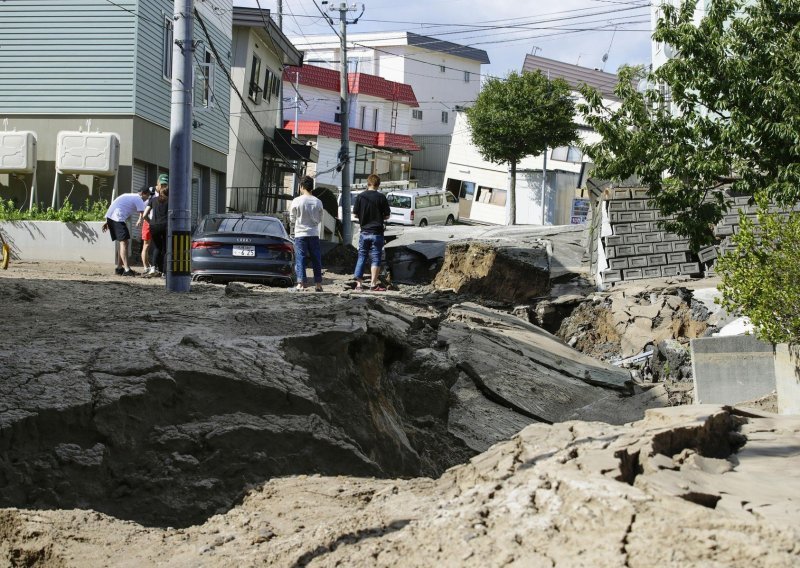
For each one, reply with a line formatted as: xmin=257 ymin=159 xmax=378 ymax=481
xmin=0 ymin=199 xmax=108 ymax=223
xmin=716 ymin=194 xmax=800 ymax=344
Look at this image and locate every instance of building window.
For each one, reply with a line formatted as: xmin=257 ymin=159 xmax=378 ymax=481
xmin=248 ymin=55 xmax=262 ymax=102
xmin=360 ymin=106 xmax=366 ymax=128
xmin=263 ymin=69 xmax=273 ymax=102
xmin=412 ymin=109 xmax=423 ymax=120
xmin=464 ymin=71 xmax=470 ymax=82
xmin=199 ymin=49 xmax=215 ymax=107
xmin=476 ymin=187 xmax=507 ymax=206
xmin=439 ymin=65 xmax=446 ymax=73
xmin=441 ymin=111 xmax=449 ymax=124
xmin=353 ymin=145 xmax=411 ymax=183
xmin=373 ymin=108 xmax=379 ymax=130
xmin=272 ymin=71 xmax=280 ymax=97
xmin=334 ymin=112 xmax=342 ymax=123
xmin=551 ymin=145 xmax=583 ymax=163
xmin=162 ymin=16 xmax=173 ymax=80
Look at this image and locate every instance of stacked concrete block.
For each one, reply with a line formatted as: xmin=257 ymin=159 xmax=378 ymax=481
xmin=700 ymin=195 xmax=762 ymax=275
xmin=601 ymin=188 xmax=800 ymax=285
xmin=601 ymin=188 xmax=701 ymax=285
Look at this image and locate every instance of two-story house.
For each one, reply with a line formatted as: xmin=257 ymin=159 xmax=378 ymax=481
xmin=282 ymin=65 xmax=420 ymax=189
xmin=0 ymin=0 xmax=231 ymax=223
xmin=228 ymin=6 xmax=316 ymax=213
xmin=444 ymin=55 xmax=619 ymax=226
xmin=288 ymin=32 xmax=489 ymax=187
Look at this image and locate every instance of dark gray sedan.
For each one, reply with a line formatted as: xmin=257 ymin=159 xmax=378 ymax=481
xmin=191 ymin=213 xmax=295 ymax=286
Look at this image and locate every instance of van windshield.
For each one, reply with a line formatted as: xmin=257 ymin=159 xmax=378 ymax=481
xmin=388 ymin=195 xmax=411 ymax=209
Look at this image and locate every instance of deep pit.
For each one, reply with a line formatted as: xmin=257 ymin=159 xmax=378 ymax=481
xmin=2 ymin=263 xmax=637 ymax=530
xmin=1 ymin=285 xmax=478 ymax=528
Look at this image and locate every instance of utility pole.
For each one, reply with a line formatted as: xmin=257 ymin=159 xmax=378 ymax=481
xmin=167 ymin=0 xmax=194 ymax=292
xmin=290 ymin=71 xmax=300 ymax=196
xmin=325 ymin=1 xmax=363 ymax=247
xmin=277 ymin=0 xmax=284 ymax=128
xmin=540 ymin=147 xmax=547 ymax=225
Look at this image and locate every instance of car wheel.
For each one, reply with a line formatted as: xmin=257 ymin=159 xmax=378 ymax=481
xmin=419 ymin=219 xmax=428 ymax=227
xmin=445 ymin=215 xmax=455 ymax=226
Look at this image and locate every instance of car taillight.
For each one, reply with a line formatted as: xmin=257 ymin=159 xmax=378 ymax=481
xmin=266 ymin=243 xmax=294 ymax=254
xmin=410 ymin=210 xmax=414 ymax=221
xmin=192 ymin=241 xmax=222 ymax=249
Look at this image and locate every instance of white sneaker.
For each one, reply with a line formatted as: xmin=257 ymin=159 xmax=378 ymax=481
xmin=145 ymin=266 xmax=155 ymax=275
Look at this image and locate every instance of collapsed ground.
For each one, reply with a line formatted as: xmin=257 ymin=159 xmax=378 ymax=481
xmin=1 ymin=238 xmax=795 ymax=566
xmin=1 ymin=259 xmax=634 ymax=528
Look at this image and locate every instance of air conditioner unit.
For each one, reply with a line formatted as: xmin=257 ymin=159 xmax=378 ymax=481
xmin=0 ymin=130 xmax=36 ymax=173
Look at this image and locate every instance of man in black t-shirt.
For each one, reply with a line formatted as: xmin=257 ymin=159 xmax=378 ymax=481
xmin=352 ymin=174 xmax=390 ymax=291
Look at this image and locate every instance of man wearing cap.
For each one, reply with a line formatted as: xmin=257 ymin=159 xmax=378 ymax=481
xmin=102 ymin=186 xmax=152 ymax=276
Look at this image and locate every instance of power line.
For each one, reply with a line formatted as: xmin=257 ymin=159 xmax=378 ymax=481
xmin=284 ymin=3 xmax=648 ymax=33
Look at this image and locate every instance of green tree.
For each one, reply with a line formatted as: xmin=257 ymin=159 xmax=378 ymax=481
xmin=715 ymin=198 xmax=800 ymax=344
xmin=466 ymin=70 xmax=576 ymax=225
xmin=580 ymin=0 xmax=800 ymax=244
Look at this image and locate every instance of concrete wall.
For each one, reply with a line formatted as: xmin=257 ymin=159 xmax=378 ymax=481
xmin=1 ymin=221 xmax=110 ymax=263
xmin=691 ymin=335 xmax=776 ymax=405
xmin=775 ymin=343 xmax=800 ymax=414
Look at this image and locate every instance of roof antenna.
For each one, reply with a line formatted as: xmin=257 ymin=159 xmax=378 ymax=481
xmin=530 ymin=45 xmax=541 ymax=57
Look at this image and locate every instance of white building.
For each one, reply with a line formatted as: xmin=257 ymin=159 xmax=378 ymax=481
xmin=444 ymin=55 xmax=619 ymax=226
xmin=282 ymin=64 xmax=421 ymax=189
xmin=651 ymin=0 xmax=707 ymax=70
xmin=288 ymin=32 xmax=490 ymax=186
xmin=228 ymin=7 xmax=317 ymax=213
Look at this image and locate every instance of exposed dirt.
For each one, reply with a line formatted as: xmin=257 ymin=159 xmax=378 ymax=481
xmin=433 ymin=241 xmax=550 ymax=304
xmin=0 ymin=259 xmax=631 ymax=531
xmin=2 ymin=260 xmax=796 ymax=567
xmin=1 ymin=405 xmax=798 ymax=567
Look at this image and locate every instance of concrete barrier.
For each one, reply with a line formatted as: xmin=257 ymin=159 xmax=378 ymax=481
xmin=0 ymin=220 xmax=111 ymax=263
xmin=774 ymin=344 xmax=800 ymax=414
xmin=691 ymin=335 xmax=776 ymax=405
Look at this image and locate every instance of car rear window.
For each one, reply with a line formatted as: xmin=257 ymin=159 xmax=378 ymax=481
xmin=388 ymin=195 xmax=411 ymax=209
xmin=200 ymin=216 xmax=285 ymax=236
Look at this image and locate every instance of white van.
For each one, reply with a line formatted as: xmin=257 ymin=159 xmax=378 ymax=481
xmin=386 ymin=188 xmax=460 ymax=227
xmin=336 ymin=190 xmax=364 ymax=221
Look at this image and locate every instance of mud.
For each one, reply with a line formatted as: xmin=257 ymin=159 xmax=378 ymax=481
xmin=0 ymin=261 xmax=632 ymax=529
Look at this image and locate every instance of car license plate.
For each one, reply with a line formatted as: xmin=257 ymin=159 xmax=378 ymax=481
xmin=232 ymin=245 xmax=255 ymax=257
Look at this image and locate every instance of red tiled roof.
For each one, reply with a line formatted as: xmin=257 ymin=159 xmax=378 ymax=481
xmin=284 ymin=65 xmax=419 ymax=107
xmin=285 ymin=120 xmax=421 ymax=152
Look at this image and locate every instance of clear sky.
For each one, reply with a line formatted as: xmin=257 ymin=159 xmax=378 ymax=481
xmin=232 ymin=0 xmax=653 ymax=79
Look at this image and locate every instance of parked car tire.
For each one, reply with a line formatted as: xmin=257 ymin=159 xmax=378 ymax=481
xmin=418 ymin=219 xmax=428 ymax=227
xmin=445 ymin=215 xmax=455 ymax=226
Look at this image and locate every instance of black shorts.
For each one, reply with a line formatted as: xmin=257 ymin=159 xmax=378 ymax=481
xmin=106 ymin=218 xmax=130 ymax=242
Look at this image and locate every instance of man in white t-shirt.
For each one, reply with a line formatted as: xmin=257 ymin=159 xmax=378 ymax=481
xmin=102 ymin=187 xmax=151 ymax=276
xmin=289 ymin=176 xmax=324 ymax=291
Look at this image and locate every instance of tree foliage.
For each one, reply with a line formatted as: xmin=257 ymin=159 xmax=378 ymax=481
xmin=715 ymin=199 xmax=800 ymax=344
xmin=466 ymin=70 xmax=576 ymax=224
xmin=580 ymin=0 xmax=800 ymax=244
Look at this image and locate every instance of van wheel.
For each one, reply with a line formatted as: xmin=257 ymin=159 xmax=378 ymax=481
xmin=418 ymin=219 xmax=428 ymax=227
xmin=445 ymin=215 xmax=455 ymax=226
